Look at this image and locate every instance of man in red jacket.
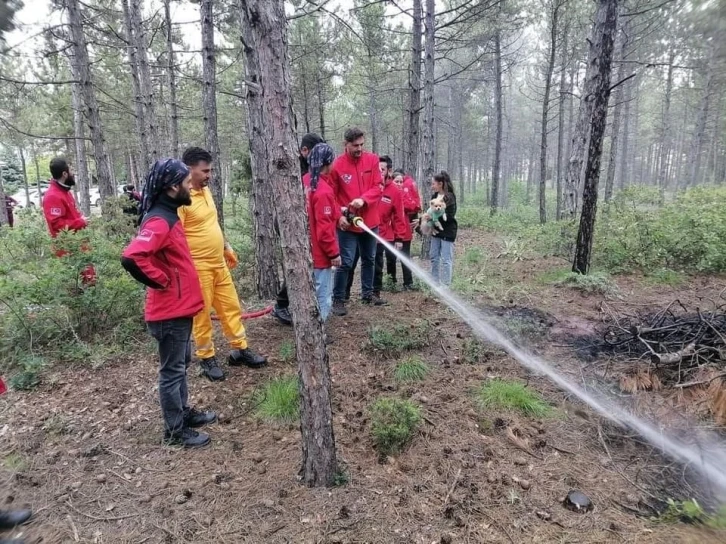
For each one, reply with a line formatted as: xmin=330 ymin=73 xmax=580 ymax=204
xmin=373 ymin=156 xmax=407 ymax=299
xmin=328 ymin=127 xmax=383 ymax=315
xmin=122 ymin=159 xmax=216 ymax=448
xmin=394 ymin=169 xmax=422 ymax=290
xmin=42 ymin=157 xmax=96 ymax=284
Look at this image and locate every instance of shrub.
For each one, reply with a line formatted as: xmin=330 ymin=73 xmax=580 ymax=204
xmin=367 ymin=320 xmax=430 ymax=356
xmin=553 ymin=271 xmax=619 ymax=297
xmin=476 ymin=379 xmax=552 ymax=418
xmin=252 ymin=375 xmax=299 ymax=425
xmin=393 ymin=356 xmax=430 ymax=383
xmin=370 ymin=397 xmax=422 ymax=455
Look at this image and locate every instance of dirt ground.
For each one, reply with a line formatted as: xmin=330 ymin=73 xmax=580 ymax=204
xmin=1 ymin=228 xmax=725 ymax=543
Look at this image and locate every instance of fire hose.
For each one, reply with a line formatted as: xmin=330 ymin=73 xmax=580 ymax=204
xmin=211 ymin=306 xmax=273 ymax=321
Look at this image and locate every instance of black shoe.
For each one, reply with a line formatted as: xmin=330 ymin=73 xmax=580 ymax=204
xmin=164 ymin=428 xmax=210 ymax=448
xmin=0 ymin=509 xmax=32 ymax=530
xmin=200 ymin=357 xmax=225 ymax=381
xmin=362 ymin=294 xmax=388 ymax=306
xmin=271 ymin=305 xmax=292 ymax=326
xmin=332 ymin=299 xmax=347 ymax=316
xmin=229 ymin=348 xmax=267 ymax=368
xmin=184 ymin=407 xmax=217 ymax=428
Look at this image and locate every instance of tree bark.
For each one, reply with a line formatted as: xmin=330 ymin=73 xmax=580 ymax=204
xmin=239 ymin=0 xmax=337 ymax=487
xmin=130 ymin=0 xmax=158 ymax=165
xmin=420 ymin=0 xmax=436 ymax=258
xmin=490 ymin=13 xmax=503 ymax=216
xmin=164 ymin=0 xmax=180 ymax=157
xmin=686 ymin=42 xmax=716 ymax=188
xmin=657 ymin=47 xmax=675 ymax=205
xmin=18 ymin=146 xmax=30 ymax=210
xmin=539 ymin=1 xmax=559 ymax=224
xmin=71 ymin=78 xmax=91 ymax=215
xmin=604 ymin=32 xmax=625 ymax=204
xmin=555 ymin=25 xmax=568 ymax=220
xmin=201 ymin=0 xmax=224 ymax=227
xmin=618 ymin=77 xmax=631 ymax=189
xmin=573 ymin=0 xmax=619 ymax=275
xmin=65 ymin=0 xmax=114 ymax=205
xmin=405 ymin=0 xmax=423 ymax=177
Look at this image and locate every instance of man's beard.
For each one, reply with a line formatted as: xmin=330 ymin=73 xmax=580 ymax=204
xmin=175 ymin=190 xmax=192 ymax=206
xmin=59 ymin=174 xmax=76 ymax=188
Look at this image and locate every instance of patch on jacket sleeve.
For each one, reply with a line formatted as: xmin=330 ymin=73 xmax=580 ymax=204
xmin=50 ymin=207 xmax=62 ymax=216
xmin=137 ymin=229 xmax=154 ymax=243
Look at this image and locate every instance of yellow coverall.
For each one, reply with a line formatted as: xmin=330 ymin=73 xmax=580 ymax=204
xmin=178 ymin=187 xmax=247 ymax=359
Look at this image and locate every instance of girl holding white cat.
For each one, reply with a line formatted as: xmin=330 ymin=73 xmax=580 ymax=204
xmin=421 ymin=171 xmax=458 ymax=286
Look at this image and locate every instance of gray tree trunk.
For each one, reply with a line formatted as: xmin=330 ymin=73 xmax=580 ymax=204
xmin=164 ymin=0 xmax=180 ymax=157
xmin=65 ymin=0 xmax=114 ymax=204
xmin=131 ymin=0 xmax=159 ymax=164
xmin=420 ymin=0 xmax=436 ymax=258
xmin=686 ymin=42 xmax=716 ymax=188
xmin=657 ymin=47 xmax=675 ymax=204
xmin=71 ymin=79 xmax=91 ymax=215
xmin=405 ymin=0 xmax=423 ymax=176
xmin=573 ymin=0 xmax=619 ymax=274
xmin=618 ymin=77 xmax=630 ymax=189
xmin=239 ymin=0 xmax=337 ymax=487
xmin=555 ymin=26 xmax=568 ymax=219
xmin=238 ymin=0 xmax=281 ymax=299
xmin=490 ymin=15 xmax=503 ymax=216
xmin=539 ymin=1 xmax=559 ymax=224
xmin=201 ymin=0 xmax=224 ymax=226
xmin=604 ymin=32 xmax=625 ymax=204
xmin=18 ymin=146 xmax=30 ymax=209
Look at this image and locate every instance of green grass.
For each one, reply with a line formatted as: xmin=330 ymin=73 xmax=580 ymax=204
xmin=548 ymin=270 xmax=620 ymax=297
xmin=2 ymin=452 xmax=28 ymax=472
xmin=367 ymin=320 xmax=430 ymax=356
xmin=463 ymin=247 xmax=487 ymax=266
xmin=393 ymin=356 xmax=430 ymax=383
xmin=645 ymin=268 xmax=685 ymax=287
xmin=252 ymin=375 xmax=300 ymax=425
xmin=476 ymin=379 xmax=553 ymax=418
xmin=278 ymin=340 xmax=295 ymax=364
xmin=370 ymin=397 xmax=422 ymax=456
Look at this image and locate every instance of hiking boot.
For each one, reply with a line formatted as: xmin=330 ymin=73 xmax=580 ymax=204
xmin=229 ymin=348 xmax=267 ymax=368
xmin=362 ymin=293 xmax=388 ymax=306
xmin=271 ymin=305 xmax=292 ymax=326
xmin=164 ymin=428 xmax=210 ymax=448
xmin=0 ymin=509 xmax=32 ymax=530
xmin=332 ymin=299 xmax=347 ymax=316
xmin=200 ymin=357 xmax=225 ymax=381
xmin=184 ymin=407 xmax=217 ymax=428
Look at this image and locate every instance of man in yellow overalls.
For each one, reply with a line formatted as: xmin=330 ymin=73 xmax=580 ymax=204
xmin=180 ymin=147 xmax=266 ymax=381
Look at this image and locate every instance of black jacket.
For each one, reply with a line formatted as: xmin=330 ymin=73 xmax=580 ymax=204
xmin=432 ymin=191 xmax=457 ymax=242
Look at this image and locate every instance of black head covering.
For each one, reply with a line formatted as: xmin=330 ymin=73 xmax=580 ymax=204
xmin=308 ymin=143 xmax=335 ymax=192
xmin=139 ymin=158 xmax=190 ymax=219
xmin=299 ymin=133 xmax=325 ymax=175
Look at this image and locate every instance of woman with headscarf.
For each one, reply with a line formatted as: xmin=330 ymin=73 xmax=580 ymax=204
xmin=303 ymin=143 xmax=342 ymax=323
xmin=122 ymin=159 xmax=217 ymax=448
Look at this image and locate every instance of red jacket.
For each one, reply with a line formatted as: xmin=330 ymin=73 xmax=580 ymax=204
xmin=42 ymin=180 xmax=88 ymax=237
xmin=400 ymin=176 xmax=421 ymax=242
xmin=378 ymin=179 xmax=408 ymax=243
xmin=303 ymin=173 xmax=341 ymax=268
xmin=121 ymin=195 xmax=204 ymax=322
xmin=329 ymin=151 xmax=382 ymax=232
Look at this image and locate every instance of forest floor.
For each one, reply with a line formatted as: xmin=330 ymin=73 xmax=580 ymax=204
xmin=2 ymin=228 xmax=726 ymax=543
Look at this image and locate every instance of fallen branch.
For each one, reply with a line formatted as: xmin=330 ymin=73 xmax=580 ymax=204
xmin=673 ymin=372 xmax=726 ymax=389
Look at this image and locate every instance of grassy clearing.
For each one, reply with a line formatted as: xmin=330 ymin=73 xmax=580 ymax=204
xmin=278 ymin=340 xmax=295 ymax=364
xmin=645 ymin=268 xmax=686 ymax=287
xmin=252 ymin=375 xmax=299 ymax=425
xmin=370 ymin=397 xmax=422 ymax=456
xmin=476 ymin=379 xmax=553 ymax=418
xmin=367 ymin=320 xmax=430 ymax=356
xmin=393 ymin=356 xmax=430 ymax=383
xmin=540 ymin=269 xmax=620 ymax=297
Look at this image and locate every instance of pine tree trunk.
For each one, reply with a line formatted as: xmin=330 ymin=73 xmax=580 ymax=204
xmin=539 ymin=1 xmax=559 ymax=224
xmin=131 ymin=0 xmax=158 ymax=164
xmin=618 ymin=78 xmax=630 ymax=189
xmin=555 ymin=26 xmax=568 ymax=220
xmin=71 ymin=79 xmax=91 ymax=215
xmin=238 ymin=1 xmax=280 ymax=299
xmin=65 ymin=0 xmax=114 ymax=205
xmin=573 ymin=0 xmax=619 ymax=275
xmin=201 ymin=0 xmax=224 ymax=227
xmin=405 ymin=0 xmax=422 ymax=176
xmin=657 ymin=48 xmax=675 ymax=204
xmin=315 ymin=70 xmax=326 ymax=139
xmin=686 ymin=43 xmax=716 ymax=188
xmin=604 ymin=34 xmax=625 ymax=204
xmin=239 ymin=0 xmax=337 ymax=487
xmin=164 ymin=0 xmax=180 ymax=157
xmin=490 ymin=20 xmax=503 ymax=216
xmin=420 ymin=0 xmax=436 ymax=258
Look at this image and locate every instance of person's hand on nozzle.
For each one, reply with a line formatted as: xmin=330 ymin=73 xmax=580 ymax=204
xmin=349 ymin=198 xmax=364 ymax=209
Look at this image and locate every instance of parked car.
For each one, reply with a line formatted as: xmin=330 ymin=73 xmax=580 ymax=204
xmin=10 ymin=186 xmax=47 ymax=208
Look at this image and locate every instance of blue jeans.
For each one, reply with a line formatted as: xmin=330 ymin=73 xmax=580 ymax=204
xmin=147 ymin=317 xmax=193 ymax=435
xmin=334 ymin=228 xmax=378 ymax=300
xmin=430 ymin=237 xmax=455 ymax=286
xmin=313 ymin=268 xmax=334 ymax=321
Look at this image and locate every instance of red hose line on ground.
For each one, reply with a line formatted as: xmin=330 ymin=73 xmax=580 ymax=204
xmin=211 ymin=305 xmax=273 ymax=321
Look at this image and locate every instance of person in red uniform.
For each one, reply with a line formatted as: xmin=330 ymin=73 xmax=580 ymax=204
xmin=329 ymin=127 xmax=383 ymax=315
xmin=303 ymin=143 xmax=342 ymax=323
xmin=42 ymin=157 xmax=96 ymax=284
xmin=373 ymin=156 xmax=407 ymax=299
xmin=121 ymin=159 xmax=216 ymax=448
xmin=393 ymin=169 xmax=422 ymax=290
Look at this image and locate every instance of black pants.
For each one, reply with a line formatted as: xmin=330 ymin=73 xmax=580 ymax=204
xmin=345 ymin=246 xmax=360 ymax=300
xmin=399 ymin=241 xmax=413 ymax=287
xmin=276 ymin=283 xmax=289 ymax=309
xmin=373 ymin=243 xmax=398 ymax=292
xmin=147 ymin=317 xmax=193 ymax=435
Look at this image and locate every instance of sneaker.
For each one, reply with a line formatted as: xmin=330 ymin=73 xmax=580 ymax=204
xmin=362 ymin=294 xmax=388 ymax=306
xmin=271 ymin=305 xmax=292 ymax=326
xmin=200 ymin=357 xmax=225 ymax=381
xmin=332 ymin=299 xmax=347 ymax=316
xmin=184 ymin=407 xmax=217 ymax=428
xmin=229 ymin=348 xmax=267 ymax=368
xmin=0 ymin=508 xmax=32 ymax=530
xmin=164 ymin=428 xmax=210 ymax=448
